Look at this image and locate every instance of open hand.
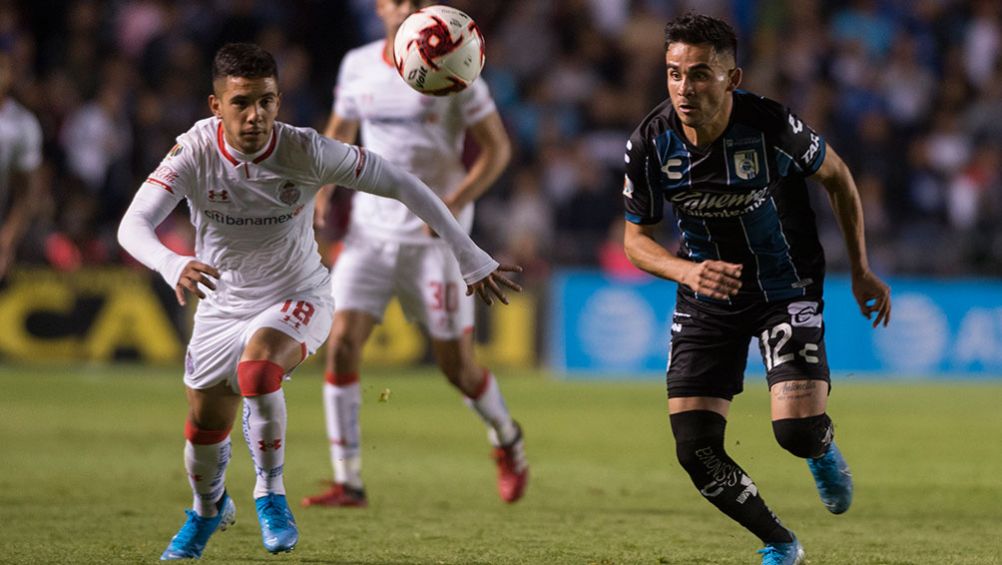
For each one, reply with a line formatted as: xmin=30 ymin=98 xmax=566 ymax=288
xmin=175 ymin=260 xmax=220 ymax=306
xmin=466 ymin=264 xmax=523 ymax=306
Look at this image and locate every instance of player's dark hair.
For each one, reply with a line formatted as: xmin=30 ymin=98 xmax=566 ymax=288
xmin=664 ymin=13 xmax=737 ymax=61
xmin=211 ymin=43 xmax=278 ymax=82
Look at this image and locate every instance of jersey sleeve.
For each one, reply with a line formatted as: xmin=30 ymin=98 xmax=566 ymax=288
xmin=141 ymin=134 xmax=197 ymax=198
xmin=14 ymin=112 xmax=43 ymax=172
xmin=313 ymin=134 xmax=498 ymax=283
xmin=761 ymin=98 xmax=826 ymax=178
xmin=332 ymin=51 xmax=361 ymax=120
xmin=119 ymin=173 xmax=189 ymax=290
xmin=622 ymin=130 xmax=664 ymax=225
xmin=456 ymin=79 xmax=497 ymax=126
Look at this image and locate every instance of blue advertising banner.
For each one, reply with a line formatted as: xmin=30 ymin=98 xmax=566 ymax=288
xmin=549 ymin=270 xmax=1002 ymax=378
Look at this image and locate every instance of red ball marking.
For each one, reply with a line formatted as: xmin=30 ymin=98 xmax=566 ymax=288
xmin=413 ymin=15 xmax=463 ymax=70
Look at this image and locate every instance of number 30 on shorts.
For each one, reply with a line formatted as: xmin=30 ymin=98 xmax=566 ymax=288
xmin=760 ymin=322 xmax=820 ymax=370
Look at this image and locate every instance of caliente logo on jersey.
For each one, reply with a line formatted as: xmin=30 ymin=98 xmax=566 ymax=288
xmin=669 ymin=185 xmax=770 ymax=218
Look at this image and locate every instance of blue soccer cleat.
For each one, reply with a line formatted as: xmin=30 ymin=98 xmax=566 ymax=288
xmin=757 ymin=534 xmax=805 ymax=565
xmin=160 ymin=492 xmax=236 ymax=560
xmin=807 ymin=441 xmax=853 ymax=514
xmin=255 ymin=494 xmax=299 ymax=554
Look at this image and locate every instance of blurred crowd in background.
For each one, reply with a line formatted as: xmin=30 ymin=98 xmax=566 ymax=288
xmin=2 ymin=0 xmax=1001 ymax=285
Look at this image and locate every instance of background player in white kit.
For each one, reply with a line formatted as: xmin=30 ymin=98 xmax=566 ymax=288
xmin=302 ymin=0 xmax=528 ymax=509
xmin=0 ymin=48 xmax=45 ymax=280
xmin=117 ymin=43 xmax=519 ymax=561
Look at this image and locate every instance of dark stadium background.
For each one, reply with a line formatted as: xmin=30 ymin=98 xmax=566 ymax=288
xmin=1 ymin=0 xmax=1001 ymax=372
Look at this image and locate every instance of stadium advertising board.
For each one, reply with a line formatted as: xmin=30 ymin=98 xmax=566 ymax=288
xmin=0 ymin=268 xmax=536 ymax=367
xmin=550 ymin=270 xmax=1002 ymax=378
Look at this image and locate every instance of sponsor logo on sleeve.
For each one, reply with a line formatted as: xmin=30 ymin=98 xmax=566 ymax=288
xmin=152 ymin=165 xmax=178 ymax=184
xmin=622 ymin=175 xmax=634 ymax=199
xmin=801 ymin=133 xmax=821 ymax=164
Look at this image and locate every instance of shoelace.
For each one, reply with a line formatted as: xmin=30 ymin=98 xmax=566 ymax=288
xmin=811 ymin=453 xmax=848 ymax=493
xmin=259 ymin=499 xmax=290 ymax=528
xmin=171 ymin=510 xmax=209 ymax=547
xmin=756 ymin=545 xmax=787 ymax=565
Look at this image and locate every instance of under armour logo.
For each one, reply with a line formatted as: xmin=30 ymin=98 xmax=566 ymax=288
xmin=208 ymin=189 xmax=230 ymax=202
xmin=258 ymin=439 xmax=282 ymax=452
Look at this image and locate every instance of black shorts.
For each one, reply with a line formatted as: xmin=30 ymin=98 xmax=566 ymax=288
xmin=666 ymin=291 xmax=831 ymax=400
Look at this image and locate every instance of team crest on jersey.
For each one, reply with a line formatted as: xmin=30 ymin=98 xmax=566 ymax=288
xmin=167 ymin=143 xmax=183 ymax=158
xmin=733 ymin=149 xmax=760 ymax=181
xmin=207 ymin=189 xmax=230 ymax=202
xmin=278 ymin=181 xmax=301 ymax=205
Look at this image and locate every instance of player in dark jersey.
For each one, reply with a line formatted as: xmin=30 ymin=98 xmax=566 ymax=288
xmin=622 ymin=14 xmax=891 ymax=565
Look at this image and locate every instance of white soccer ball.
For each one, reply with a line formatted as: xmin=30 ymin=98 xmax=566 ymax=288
xmin=393 ymin=5 xmax=485 ymax=96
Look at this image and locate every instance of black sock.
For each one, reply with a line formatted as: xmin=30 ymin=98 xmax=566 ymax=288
xmin=670 ymin=410 xmax=793 ymax=544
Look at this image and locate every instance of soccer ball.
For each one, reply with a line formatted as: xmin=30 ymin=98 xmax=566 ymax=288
xmin=393 ymin=5 xmax=485 ymax=96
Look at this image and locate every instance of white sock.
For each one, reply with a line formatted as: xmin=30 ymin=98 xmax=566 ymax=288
xmin=242 ymin=389 xmax=287 ymax=499
xmin=464 ymin=371 xmax=518 ymax=445
xmin=323 ymin=381 xmax=363 ymax=488
xmin=185 ymin=437 xmax=232 ymax=517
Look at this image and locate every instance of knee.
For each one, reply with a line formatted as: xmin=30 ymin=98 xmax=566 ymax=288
xmin=772 ymin=414 xmax=833 ymax=459
xmin=670 ymin=410 xmax=727 ymax=471
xmin=237 ymin=360 xmax=285 ymax=397
xmin=331 ymin=330 xmax=365 ymax=364
xmin=185 ymin=419 xmax=231 ymax=445
xmin=436 ymin=355 xmax=463 ymax=383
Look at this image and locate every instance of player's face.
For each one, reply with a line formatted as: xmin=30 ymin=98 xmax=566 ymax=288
xmin=377 ymin=0 xmax=415 ymax=34
xmin=665 ymin=42 xmax=741 ymax=132
xmin=209 ymin=75 xmax=281 ymax=154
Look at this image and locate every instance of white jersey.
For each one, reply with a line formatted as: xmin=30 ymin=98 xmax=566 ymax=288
xmin=0 ymin=97 xmax=43 ymax=221
xmin=119 ymin=117 xmax=498 ymax=317
xmin=334 ymin=40 xmax=497 ymax=243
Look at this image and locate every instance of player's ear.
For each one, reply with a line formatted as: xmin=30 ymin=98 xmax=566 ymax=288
xmin=208 ymin=94 xmax=221 ymax=118
xmin=727 ymin=67 xmax=743 ymax=91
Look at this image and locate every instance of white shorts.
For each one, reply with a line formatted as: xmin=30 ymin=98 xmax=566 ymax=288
xmin=184 ymin=292 xmax=334 ymax=391
xmin=331 ymin=237 xmax=474 ymax=340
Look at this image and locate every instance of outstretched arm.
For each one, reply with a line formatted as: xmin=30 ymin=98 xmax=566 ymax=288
xmin=811 ymin=144 xmax=891 ymax=327
xmin=330 ymin=144 xmax=520 ymax=305
xmin=623 ymin=221 xmax=742 ymax=301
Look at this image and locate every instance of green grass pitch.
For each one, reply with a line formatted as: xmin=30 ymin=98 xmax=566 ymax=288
xmin=2 ymin=364 xmax=1000 ymax=564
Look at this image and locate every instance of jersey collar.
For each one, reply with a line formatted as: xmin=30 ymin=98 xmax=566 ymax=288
xmin=216 ymin=120 xmax=278 ymax=166
xmin=381 ymin=40 xmax=395 ymax=68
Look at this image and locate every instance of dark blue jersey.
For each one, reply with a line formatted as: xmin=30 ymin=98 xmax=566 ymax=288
xmin=623 ymin=90 xmax=827 ymax=304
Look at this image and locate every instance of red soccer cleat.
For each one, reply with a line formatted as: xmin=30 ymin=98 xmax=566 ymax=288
xmin=492 ymin=422 xmax=528 ymax=503
xmin=301 ymin=482 xmax=368 ymax=508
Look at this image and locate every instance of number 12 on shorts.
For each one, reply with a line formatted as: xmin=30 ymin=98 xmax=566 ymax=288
xmin=760 ymin=322 xmax=820 ymax=371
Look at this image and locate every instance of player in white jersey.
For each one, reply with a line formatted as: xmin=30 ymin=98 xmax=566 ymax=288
xmin=0 ymin=49 xmax=45 ymax=280
xmin=117 ymin=43 xmax=519 ymax=561
xmin=302 ymin=0 xmax=528 ymax=509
